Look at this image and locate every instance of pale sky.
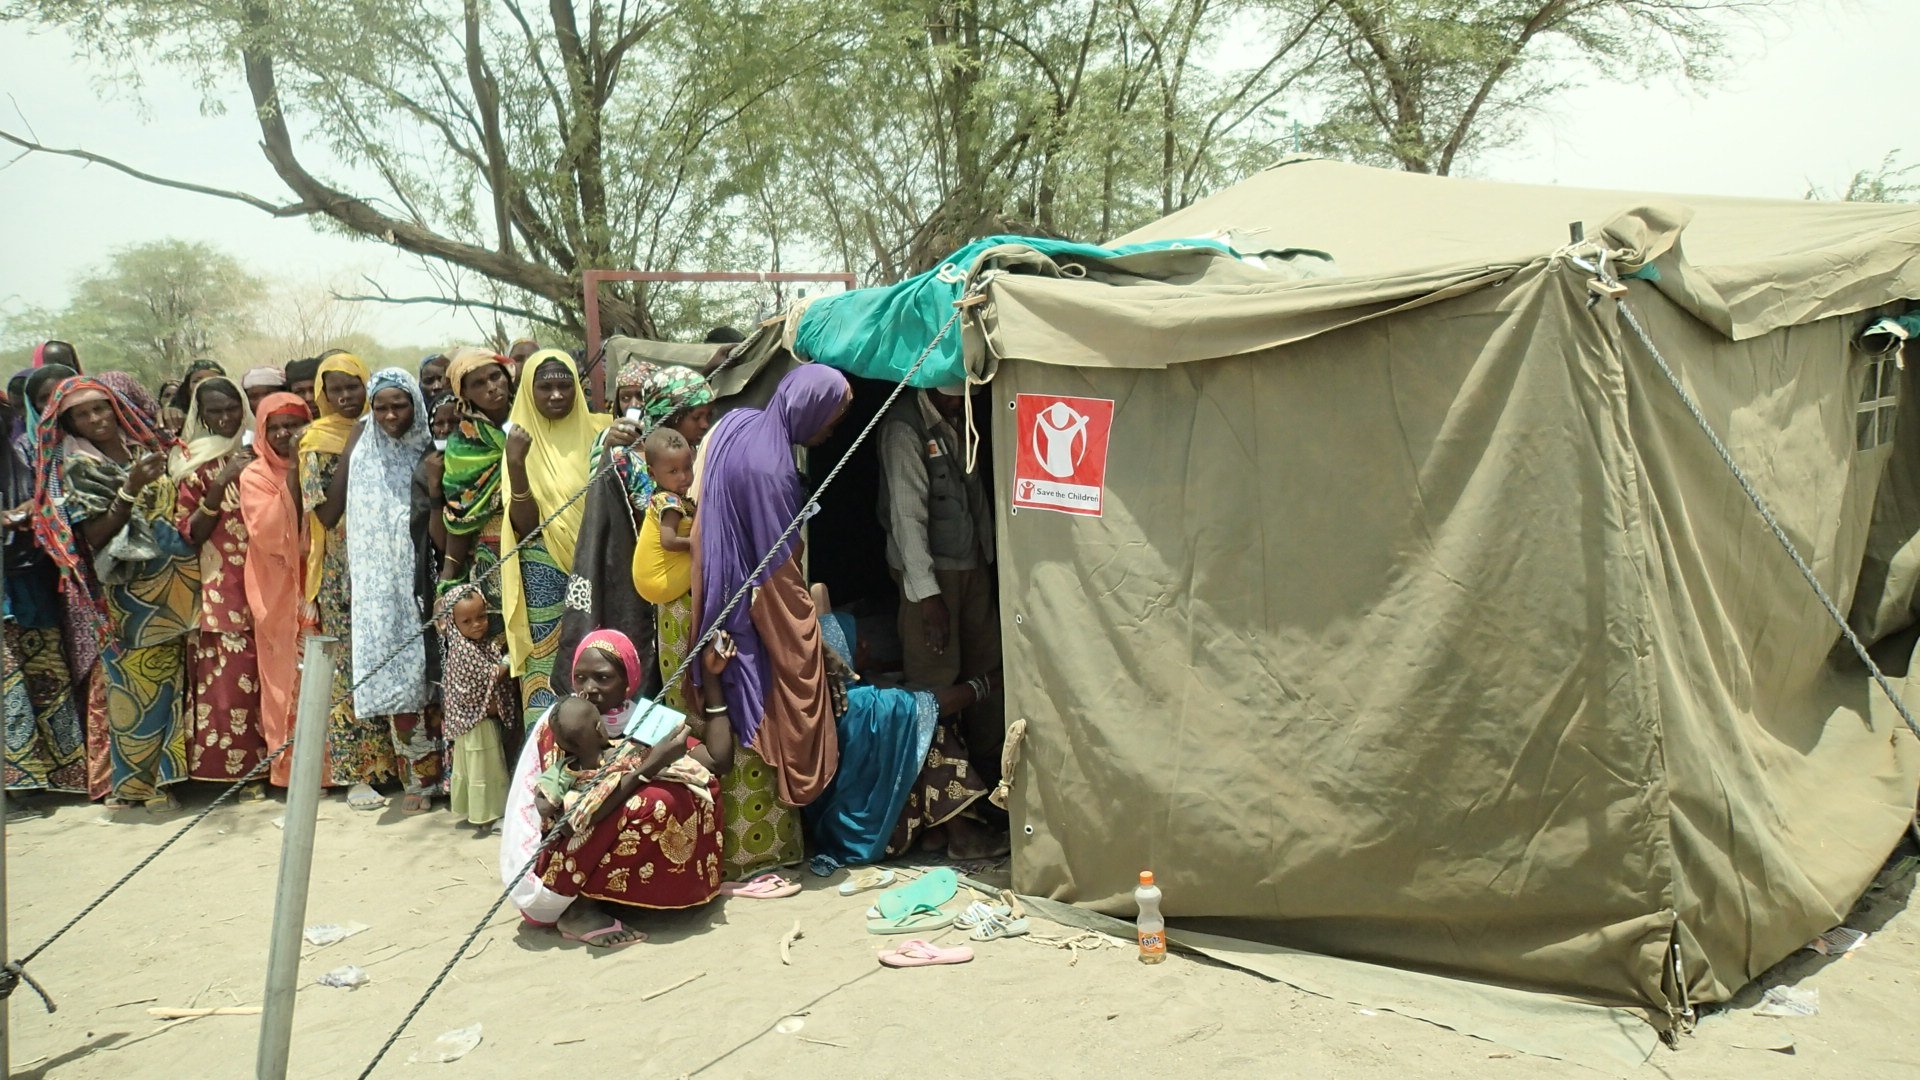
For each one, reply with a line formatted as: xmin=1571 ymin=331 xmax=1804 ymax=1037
xmin=0 ymin=1 xmax=1914 ymax=350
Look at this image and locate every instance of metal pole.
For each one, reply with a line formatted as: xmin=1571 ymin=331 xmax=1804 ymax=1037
xmin=256 ymin=635 xmax=334 ymax=1080
xmin=1 ymin=507 xmax=12 ymax=1077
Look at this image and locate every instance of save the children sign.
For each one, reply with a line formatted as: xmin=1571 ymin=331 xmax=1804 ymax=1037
xmin=1012 ymin=393 xmax=1114 ymax=517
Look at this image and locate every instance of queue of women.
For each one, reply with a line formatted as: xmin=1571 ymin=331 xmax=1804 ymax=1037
xmin=4 ymin=340 xmax=1005 ymax=949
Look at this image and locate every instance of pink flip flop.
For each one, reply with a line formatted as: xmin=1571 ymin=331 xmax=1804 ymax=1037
xmin=560 ymin=918 xmax=646 ymax=949
xmin=719 ymin=873 xmax=802 ymax=899
xmin=878 ymin=939 xmax=975 ymax=968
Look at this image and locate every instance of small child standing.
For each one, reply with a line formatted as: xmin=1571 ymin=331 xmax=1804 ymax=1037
xmin=634 ymin=426 xmax=699 ymax=688
xmin=439 ymin=587 xmax=515 ymax=831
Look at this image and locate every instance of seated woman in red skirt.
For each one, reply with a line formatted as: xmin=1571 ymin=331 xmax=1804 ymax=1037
xmin=498 ymin=624 xmax=735 ymax=948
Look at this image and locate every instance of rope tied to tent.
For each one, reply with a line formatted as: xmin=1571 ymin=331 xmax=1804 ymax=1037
xmin=1572 ymin=255 xmax=1920 ymax=743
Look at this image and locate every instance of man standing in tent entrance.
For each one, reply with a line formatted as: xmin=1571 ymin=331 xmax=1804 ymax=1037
xmin=878 ymin=382 xmax=1004 ymax=785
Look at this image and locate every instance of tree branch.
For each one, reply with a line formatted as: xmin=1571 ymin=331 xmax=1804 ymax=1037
xmin=331 ymin=287 xmax=566 ymax=329
xmin=0 ymin=127 xmax=318 ymax=217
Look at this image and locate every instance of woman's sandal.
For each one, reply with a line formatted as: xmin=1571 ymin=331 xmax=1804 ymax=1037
xmin=866 ymin=902 xmax=955 ymax=935
xmin=145 ymin=792 xmax=181 ymax=814
xmin=561 ymin=918 xmax=646 ymax=949
xmin=719 ymin=873 xmax=802 ymax=899
xmin=966 ymin=907 xmax=1031 ymax=942
xmin=954 ymin=900 xmax=1013 ymax=931
xmin=238 ymin=783 xmax=269 ymax=803
xmin=878 ymin=939 xmax=974 ymax=968
xmin=837 ymin=867 xmax=896 ymax=896
xmin=400 ymin=792 xmax=433 ymax=815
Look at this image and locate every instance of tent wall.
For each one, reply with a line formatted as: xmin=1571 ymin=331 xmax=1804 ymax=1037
xmin=1617 ymin=291 xmax=1920 ymax=1003
xmin=997 ymin=265 xmax=1677 ymax=1008
xmin=995 ymin=262 xmax=1920 ymax=1012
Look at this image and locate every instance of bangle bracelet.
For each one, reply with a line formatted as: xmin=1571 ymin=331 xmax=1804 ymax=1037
xmin=196 ymin=502 xmax=219 ymax=518
xmin=704 ymin=704 xmax=729 ymax=715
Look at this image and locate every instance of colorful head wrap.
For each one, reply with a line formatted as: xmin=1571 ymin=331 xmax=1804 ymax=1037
xmin=498 ymin=350 xmax=610 ymax=673
xmin=640 ymin=367 xmax=715 ymax=433
xmin=296 ymin=352 xmax=371 ymax=598
xmin=30 ymin=375 xmax=179 ymax=650
xmin=441 ymin=348 xmax=512 ymax=538
xmin=169 ymin=375 xmax=252 ymax=482
xmin=573 ymin=628 xmax=643 ymax=700
xmin=617 ymin=358 xmax=656 ymax=394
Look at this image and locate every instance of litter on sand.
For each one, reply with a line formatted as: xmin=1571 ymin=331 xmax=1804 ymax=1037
xmin=316 ymin=965 xmax=369 ymax=989
xmin=1753 ymin=985 xmax=1819 ymax=1018
xmin=302 ymin=921 xmax=371 ymax=947
xmin=408 ymin=1023 xmax=482 ymax=1064
xmin=775 ymin=1016 xmax=806 ymax=1035
xmin=1805 ymin=927 xmax=1868 ymax=956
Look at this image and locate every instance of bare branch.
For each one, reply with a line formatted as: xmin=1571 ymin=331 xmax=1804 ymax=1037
xmin=332 ymin=286 xmax=566 ymax=329
xmin=0 ymin=126 xmax=318 ymax=217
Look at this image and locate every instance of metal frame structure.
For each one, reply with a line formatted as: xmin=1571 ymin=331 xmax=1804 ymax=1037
xmin=581 ymin=269 xmax=856 ymax=399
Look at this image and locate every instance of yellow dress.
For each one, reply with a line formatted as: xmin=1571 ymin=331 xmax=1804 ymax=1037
xmin=633 ymin=491 xmax=693 ymax=606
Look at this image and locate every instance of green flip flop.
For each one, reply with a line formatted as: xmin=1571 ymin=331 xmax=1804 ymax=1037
xmin=867 ymin=902 xmax=955 ymax=936
xmin=874 ymin=867 xmax=959 ymax=921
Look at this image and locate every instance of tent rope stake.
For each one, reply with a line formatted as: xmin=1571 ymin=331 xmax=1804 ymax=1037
xmin=1606 ymin=285 xmax=1920 ymax=742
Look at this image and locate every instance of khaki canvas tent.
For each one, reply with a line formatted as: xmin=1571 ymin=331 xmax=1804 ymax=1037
xmin=638 ymin=158 xmax=1920 ymax=1025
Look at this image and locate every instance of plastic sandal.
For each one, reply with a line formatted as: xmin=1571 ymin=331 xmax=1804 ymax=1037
xmin=954 ymin=900 xmax=1013 ymax=931
xmin=878 ymin=939 xmax=974 ymax=968
xmin=720 ymin=873 xmax=802 ymax=899
xmin=874 ymin=867 xmax=958 ymax=921
xmin=838 ymin=867 xmax=897 ymax=896
xmin=866 ymin=902 xmax=955 ymax=935
xmin=967 ymin=909 xmax=1031 ymax=942
xmin=561 ymin=918 xmax=646 ymax=949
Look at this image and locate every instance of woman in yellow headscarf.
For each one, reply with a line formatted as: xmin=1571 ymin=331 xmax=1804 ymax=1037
xmin=499 ymin=350 xmax=640 ymax=730
xmin=296 ymin=351 xmax=396 ymax=809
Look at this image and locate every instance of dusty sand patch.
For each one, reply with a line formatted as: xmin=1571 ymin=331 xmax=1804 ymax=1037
xmin=4 ymin=788 xmax=1915 ymax=1078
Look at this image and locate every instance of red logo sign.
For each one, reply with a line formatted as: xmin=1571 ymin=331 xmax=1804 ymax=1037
xmin=1012 ymin=394 xmax=1113 ymax=517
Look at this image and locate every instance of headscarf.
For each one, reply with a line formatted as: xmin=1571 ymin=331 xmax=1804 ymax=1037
xmin=572 ymin=628 xmax=643 ymax=706
xmin=692 ymin=364 xmax=850 ymax=745
xmin=20 ymin=364 xmax=77 ymax=471
xmin=499 ymin=349 xmax=611 ymax=672
xmin=640 ymin=366 xmax=715 ymax=432
xmin=346 ymin=368 xmax=432 ymax=715
xmin=31 ymin=376 xmax=179 ymax=650
xmin=442 ymin=348 xmax=510 ymax=537
xmin=169 ymin=376 xmax=252 ymax=482
xmin=98 ymin=370 xmax=163 ymax=423
xmin=419 ymin=353 xmax=447 ymax=379
xmin=616 ymin=359 xmax=656 ymax=403
xmin=296 ymin=352 xmax=370 ymax=598
xmin=241 ymin=366 xmax=286 ymax=392
xmin=239 ymin=392 xmax=311 ymax=786
xmin=170 ymin=358 xmax=226 ymax=414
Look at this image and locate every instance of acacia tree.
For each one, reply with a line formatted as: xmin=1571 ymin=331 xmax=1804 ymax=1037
xmin=2 ymin=0 xmax=1769 ymax=324
xmin=3 ymin=239 xmax=263 ymax=387
xmin=1302 ymin=0 xmax=1775 ymax=175
xmin=2 ymin=0 xmax=847 ymax=336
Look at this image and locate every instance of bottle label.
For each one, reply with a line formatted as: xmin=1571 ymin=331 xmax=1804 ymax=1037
xmin=1139 ymin=931 xmax=1165 ymax=953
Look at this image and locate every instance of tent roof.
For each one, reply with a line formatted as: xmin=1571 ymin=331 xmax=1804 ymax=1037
xmin=1090 ymin=157 xmax=1920 ymax=344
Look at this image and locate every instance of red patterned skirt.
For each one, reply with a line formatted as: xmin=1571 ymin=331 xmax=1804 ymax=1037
xmin=188 ymin=630 xmax=267 ymax=782
xmin=536 ymin=771 xmax=724 ymax=910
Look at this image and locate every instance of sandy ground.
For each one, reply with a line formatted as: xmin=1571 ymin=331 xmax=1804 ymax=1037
xmin=3 ymin=787 xmax=1917 ymax=1079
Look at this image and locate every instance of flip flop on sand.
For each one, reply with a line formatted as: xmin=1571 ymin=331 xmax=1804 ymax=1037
xmin=867 ymin=902 xmax=955 ymax=935
xmin=720 ymin=873 xmax=802 ymax=899
xmin=561 ymin=918 xmax=646 ymax=949
xmin=838 ymin=867 xmax=896 ymax=896
xmin=878 ymin=939 xmax=974 ymax=968
xmin=874 ymin=867 xmax=958 ymax=921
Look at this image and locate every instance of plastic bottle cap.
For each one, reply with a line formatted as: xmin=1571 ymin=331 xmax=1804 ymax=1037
xmin=1140 ymin=871 xmax=1155 ymax=886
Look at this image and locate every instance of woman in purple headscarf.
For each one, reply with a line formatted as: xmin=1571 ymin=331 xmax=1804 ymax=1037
xmin=691 ymin=364 xmax=852 ymax=879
